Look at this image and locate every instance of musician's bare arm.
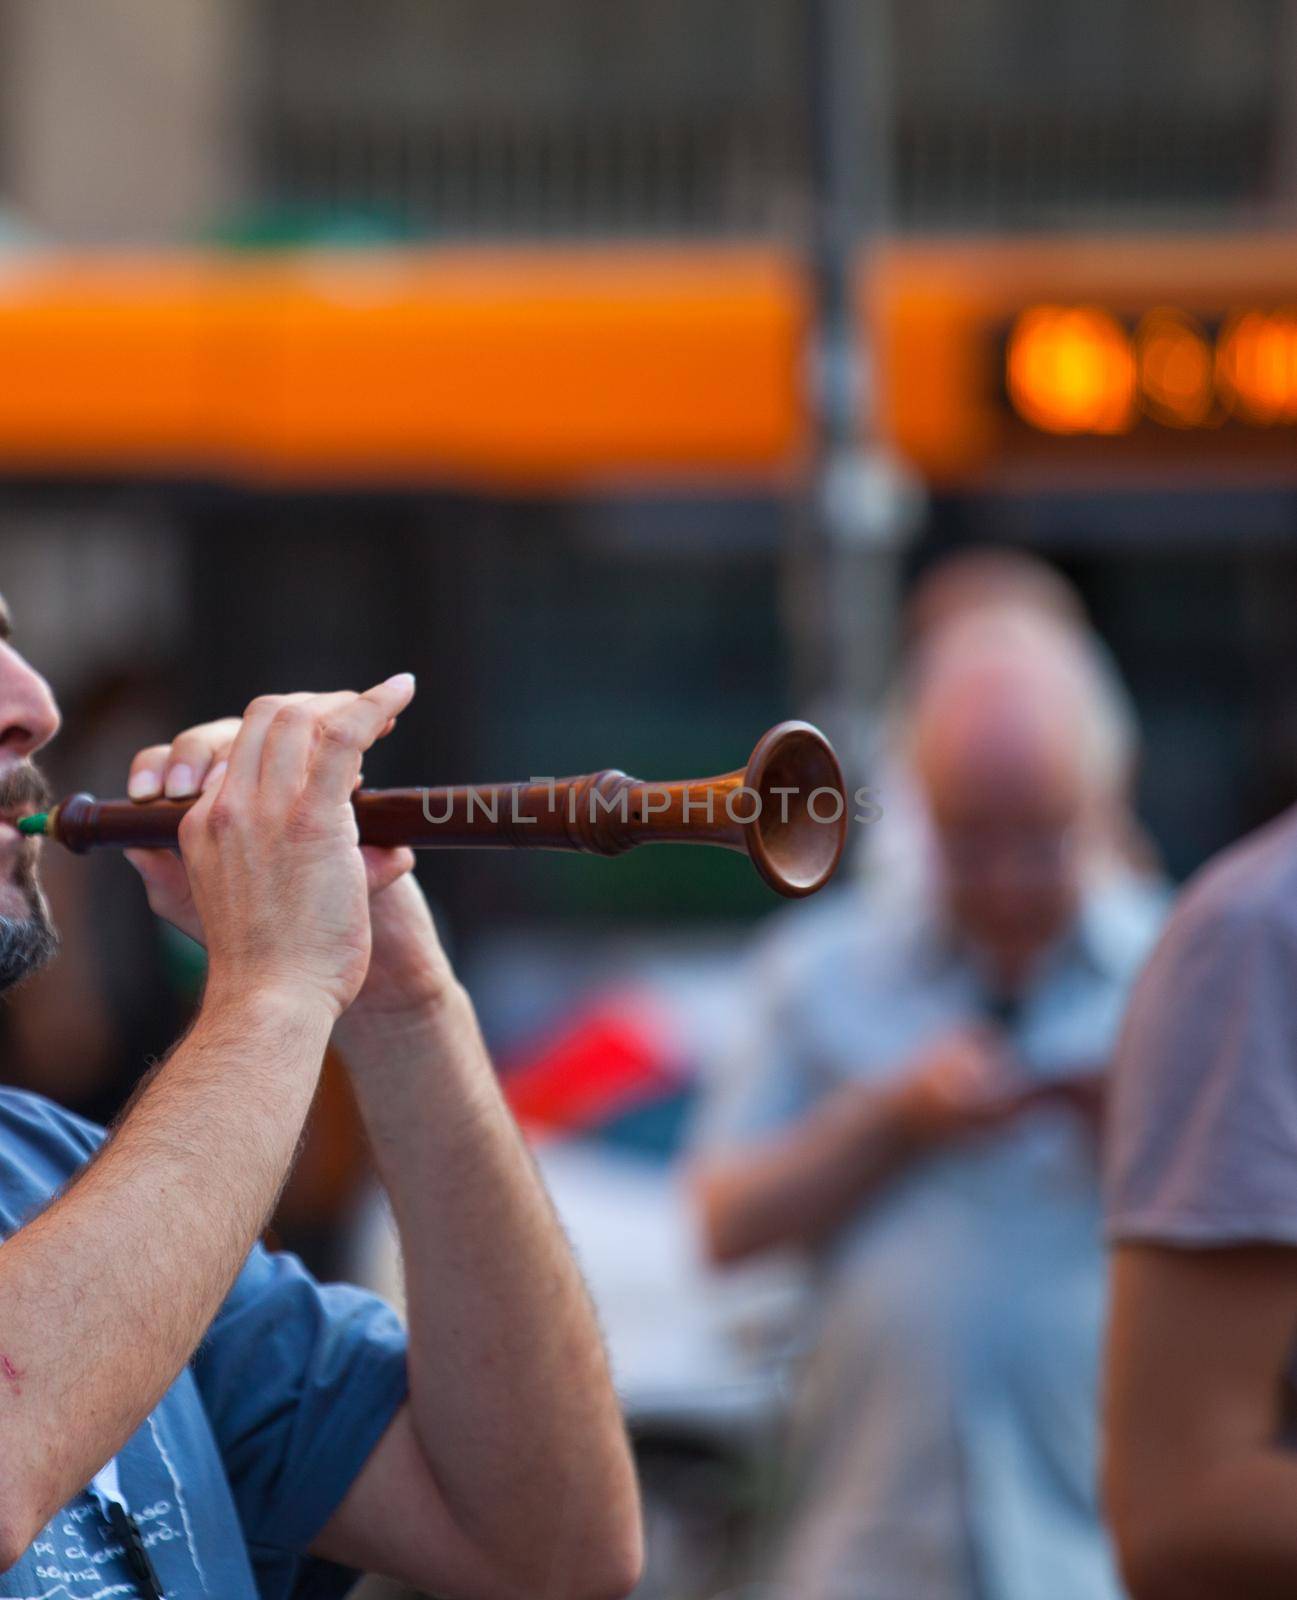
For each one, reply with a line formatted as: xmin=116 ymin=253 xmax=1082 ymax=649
xmin=0 ymin=677 xmax=414 ymax=1563
xmin=1104 ymin=1243 xmax=1297 ymax=1599
xmin=321 ymin=939 xmax=643 ymax=1599
xmin=123 ymin=707 xmax=644 ymax=1599
xmin=0 ymin=988 xmax=334 ymax=1564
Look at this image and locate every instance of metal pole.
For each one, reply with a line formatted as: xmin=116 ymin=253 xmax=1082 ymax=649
xmin=786 ymin=0 xmax=918 ymax=771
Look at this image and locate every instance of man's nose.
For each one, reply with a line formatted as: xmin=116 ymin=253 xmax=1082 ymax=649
xmin=0 ymin=648 xmax=61 ymax=760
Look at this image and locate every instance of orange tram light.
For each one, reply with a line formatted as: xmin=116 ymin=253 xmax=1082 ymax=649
xmin=1005 ymin=304 xmax=1297 ymax=436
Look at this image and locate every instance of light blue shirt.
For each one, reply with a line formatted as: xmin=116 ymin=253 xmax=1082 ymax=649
xmin=694 ymin=872 xmax=1167 ymax=1600
xmin=0 ymin=1088 xmax=409 ymax=1599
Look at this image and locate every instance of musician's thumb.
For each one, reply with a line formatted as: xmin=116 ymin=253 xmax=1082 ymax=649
xmin=124 ymin=847 xmax=193 ymax=919
xmin=360 ymin=844 xmax=416 ymax=898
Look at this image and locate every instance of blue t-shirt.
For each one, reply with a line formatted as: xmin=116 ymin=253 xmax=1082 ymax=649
xmin=0 ymin=1087 xmax=409 ymax=1599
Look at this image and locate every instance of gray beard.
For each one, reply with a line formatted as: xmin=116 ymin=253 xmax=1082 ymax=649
xmin=0 ymin=886 xmax=58 ymax=993
xmin=0 ymin=762 xmax=58 ymax=993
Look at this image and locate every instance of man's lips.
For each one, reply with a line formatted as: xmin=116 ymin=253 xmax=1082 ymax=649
xmin=0 ymin=811 xmax=37 ymax=845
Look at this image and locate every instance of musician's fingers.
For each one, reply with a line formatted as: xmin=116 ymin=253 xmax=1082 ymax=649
xmin=220 ymin=681 xmax=409 ymax=808
xmin=220 ymin=690 xmax=339 ymax=799
xmin=124 ymin=847 xmax=205 ymax=945
xmin=124 ymin=846 xmax=182 ymax=895
xmin=350 ymin=718 xmax=397 ymax=791
xmin=361 ymin=844 xmax=415 ymax=897
xmin=220 ymin=694 xmax=296 ymax=799
xmin=259 ymin=691 xmax=362 ymax=800
xmin=128 ymin=746 xmax=172 ymax=802
xmin=304 ymin=674 xmax=415 ymax=801
xmin=128 ymin=717 xmax=244 ymax=801
xmin=160 ymin=717 xmax=245 ymax=799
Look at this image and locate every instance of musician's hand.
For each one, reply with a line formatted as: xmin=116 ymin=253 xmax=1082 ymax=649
xmin=891 ymin=1027 xmax=1024 ymax=1150
xmin=335 ymin=867 xmax=459 ymax=1036
xmin=127 ymin=678 xmax=416 ymax=1019
xmin=124 ymin=698 xmax=407 ymax=948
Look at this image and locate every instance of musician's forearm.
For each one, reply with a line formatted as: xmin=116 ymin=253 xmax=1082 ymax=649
xmin=0 ymin=987 xmax=330 ymax=1559
xmin=338 ymin=993 xmax=642 ymax=1592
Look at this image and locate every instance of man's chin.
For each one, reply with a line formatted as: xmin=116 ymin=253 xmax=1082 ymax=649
xmin=0 ymin=877 xmax=58 ymax=994
xmin=0 ymin=878 xmax=37 ymax=922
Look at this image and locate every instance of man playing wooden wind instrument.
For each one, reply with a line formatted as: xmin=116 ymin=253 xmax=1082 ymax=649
xmin=0 ymin=593 xmax=642 ymax=1600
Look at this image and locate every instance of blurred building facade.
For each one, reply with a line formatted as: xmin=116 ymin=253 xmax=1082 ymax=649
xmin=4 ymin=0 xmax=1295 ymax=241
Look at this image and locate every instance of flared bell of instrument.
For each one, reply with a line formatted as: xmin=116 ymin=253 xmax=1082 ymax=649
xmin=741 ymin=720 xmax=847 ymax=897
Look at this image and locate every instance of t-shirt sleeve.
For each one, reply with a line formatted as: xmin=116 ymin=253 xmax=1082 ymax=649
xmin=191 ymin=1240 xmax=409 ymax=1575
xmin=0 ymin=1089 xmax=107 ymax=1236
xmin=1106 ymin=886 xmax=1297 ymax=1246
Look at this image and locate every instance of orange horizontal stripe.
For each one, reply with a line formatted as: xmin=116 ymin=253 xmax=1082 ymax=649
xmin=1 ymin=235 xmax=1294 ymax=488
xmin=0 ymin=245 xmax=810 ymax=489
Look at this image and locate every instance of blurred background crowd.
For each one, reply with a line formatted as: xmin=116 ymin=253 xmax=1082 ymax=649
xmin=2 ymin=1 xmax=1297 ymax=1595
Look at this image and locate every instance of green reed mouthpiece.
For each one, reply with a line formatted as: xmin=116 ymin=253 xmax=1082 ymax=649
xmin=18 ymin=814 xmax=48 ymax=836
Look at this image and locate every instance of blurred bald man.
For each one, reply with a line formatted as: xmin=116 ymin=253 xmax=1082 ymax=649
xmin=690 ymin=609 xmax=1167 ymax=1600
xmin=865 ymin=547 xmax=1156 ymax=903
